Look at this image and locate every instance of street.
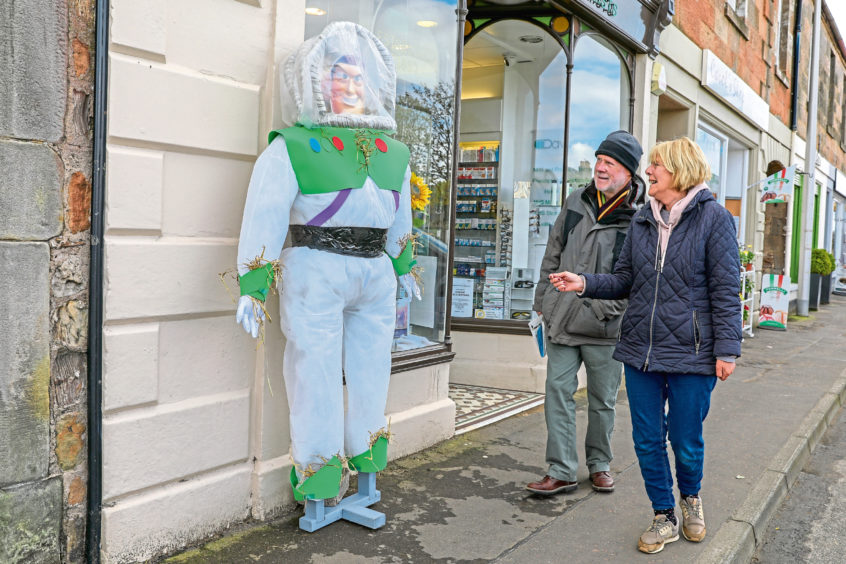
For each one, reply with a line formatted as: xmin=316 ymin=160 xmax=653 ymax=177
xmin=753 ymin=405 xmax=846 ymax=563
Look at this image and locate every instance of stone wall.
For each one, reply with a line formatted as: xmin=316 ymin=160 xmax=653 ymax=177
xmin=0 ymin=0 xmax=95 ymax=562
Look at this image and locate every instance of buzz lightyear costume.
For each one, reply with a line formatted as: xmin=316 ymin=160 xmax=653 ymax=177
xmin=235 ymin=22 xmax=419 ymax=505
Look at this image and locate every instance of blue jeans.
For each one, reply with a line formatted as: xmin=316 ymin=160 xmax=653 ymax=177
xmin=624 ymin=364 xmax=717 ymax=510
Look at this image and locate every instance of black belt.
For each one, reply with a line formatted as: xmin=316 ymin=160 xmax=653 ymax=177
xmin=289 ymin=225 xmax=387 ymax=258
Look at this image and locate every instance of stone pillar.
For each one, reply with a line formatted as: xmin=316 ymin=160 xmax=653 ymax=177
xmin=0 ymin=0 xmax=95 ymax=562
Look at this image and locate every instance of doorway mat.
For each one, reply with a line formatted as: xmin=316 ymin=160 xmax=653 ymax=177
xmin=449 ymin=383 xmax=545 ymax=435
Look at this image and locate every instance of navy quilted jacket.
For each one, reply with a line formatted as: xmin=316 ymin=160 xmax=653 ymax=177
xmin=581 ymin=189 xmax=742 ymax=375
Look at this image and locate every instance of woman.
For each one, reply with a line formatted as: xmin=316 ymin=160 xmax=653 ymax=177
xmin=550 ymin=137 xmax=741 ymax=554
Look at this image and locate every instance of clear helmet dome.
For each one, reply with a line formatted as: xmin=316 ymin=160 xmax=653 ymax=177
xmin=280 ymin=21 xmax=397 ymax=131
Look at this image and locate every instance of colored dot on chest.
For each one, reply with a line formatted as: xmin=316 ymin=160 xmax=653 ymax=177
xmin=332 ymin=136 xmax=344 ymax=151
xmin=375 ymin=138 xmax=388 ymax=153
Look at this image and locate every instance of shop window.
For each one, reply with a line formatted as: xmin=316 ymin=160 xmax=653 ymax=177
xmin=696 ymin=125 xmax=728 ymax=205
xmin=567 ymin=33 xmax=630 ymax=196
xmin=303 ymin=0 xmax=459 ymax=352
xmin=453 ymin=16 xmax=631 ymax=331
xmin=455 ymin=18 xmax=568 ymax=325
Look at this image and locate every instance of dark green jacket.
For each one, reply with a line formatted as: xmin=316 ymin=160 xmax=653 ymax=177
xmin=533 ymin=180 xmax=642 ymax=346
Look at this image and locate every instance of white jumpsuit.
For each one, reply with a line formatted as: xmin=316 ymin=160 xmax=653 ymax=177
xmin=237 ymin=135 xmax=412 ymax=473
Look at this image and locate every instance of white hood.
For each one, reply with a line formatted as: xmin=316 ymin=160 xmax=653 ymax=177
xmin=280 ymin=21 xmax=397 ymax=131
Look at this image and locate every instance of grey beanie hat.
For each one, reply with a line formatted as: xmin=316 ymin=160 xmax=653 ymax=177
xmin=595 ymin=130 xmax=643 ymax=177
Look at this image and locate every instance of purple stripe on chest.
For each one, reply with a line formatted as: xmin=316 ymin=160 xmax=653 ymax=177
xmin=307 ymin=188 xmax=352 ymax=226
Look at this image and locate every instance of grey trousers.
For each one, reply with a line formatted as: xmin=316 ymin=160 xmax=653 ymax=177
xmin=545 ymin=342 xmax=623 ymax=482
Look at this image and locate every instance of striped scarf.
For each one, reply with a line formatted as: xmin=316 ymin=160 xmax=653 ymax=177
xmin=595 ymin=187 xmax=631 ymax=221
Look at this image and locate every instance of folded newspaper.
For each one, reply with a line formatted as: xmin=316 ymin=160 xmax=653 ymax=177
xmin=528 ymin=313 xmax=545 ymax=357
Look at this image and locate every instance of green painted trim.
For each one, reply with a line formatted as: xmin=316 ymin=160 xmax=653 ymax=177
xmin=388 ymin=240 xmax=416 ymax=276
xmin=239 ymin=263 xmax=275 ymax=301
xmin=289 ymin=456 xmax=344 ymax=501
xmin=790 ymin=179 xmax=803 ymax=282
xmin=534 ymin=16 xmax=552 ymax=26
xmin=348 ymin=437 xmax=388 ymax=473
xmin=813 ymin=185 xmax=821 ymax=248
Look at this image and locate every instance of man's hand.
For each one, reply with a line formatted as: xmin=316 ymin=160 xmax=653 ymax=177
xmin=549 ymin=271 xmax=584 ymax=293
xmin=716 ymin=359 xmax=735 ymax=381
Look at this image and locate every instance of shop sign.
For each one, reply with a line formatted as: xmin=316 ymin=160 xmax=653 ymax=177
xmin=758 ymin=273 xmax=790 ymax=331
xmin=701 ymin=50 xmax=769 ymax=131
xmin=561 ymin=0 xmax=664 ymax=55
xmin=760 ymin=165 xmax=796 ymax=204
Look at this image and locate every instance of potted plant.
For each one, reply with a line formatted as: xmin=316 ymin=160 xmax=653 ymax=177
xmin=809 ymin=248 xmax=828 ymax=310
xmin=739 ymin=245 xmax=755 ymax=271
xmin=820 ymin=250 xmax=836 ymax=305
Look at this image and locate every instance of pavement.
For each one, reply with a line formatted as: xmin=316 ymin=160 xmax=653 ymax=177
xmin=162 ymin=295 xmax=846 ymax=564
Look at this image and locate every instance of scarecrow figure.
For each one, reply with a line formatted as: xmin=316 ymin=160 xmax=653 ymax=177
xmin=235 ymin=21 xmax=419 ymax=521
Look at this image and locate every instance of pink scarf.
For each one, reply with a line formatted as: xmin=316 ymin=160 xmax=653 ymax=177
xmin=649 ymin=183 xmax=710 ymax=270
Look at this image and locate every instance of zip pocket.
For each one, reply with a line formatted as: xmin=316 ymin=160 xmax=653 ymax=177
xmin=693 ymin=310 xmax=701 ymax=355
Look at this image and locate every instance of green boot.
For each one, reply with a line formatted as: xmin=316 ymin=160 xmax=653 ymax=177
xmin=289 ymin=456 xmax=344 ymax=501
xmin=348 ymin=436 xmax=389 ymax=473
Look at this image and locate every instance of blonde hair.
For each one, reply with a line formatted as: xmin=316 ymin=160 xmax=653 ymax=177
xmin=647 ymin=137 xmax=711 ymax=192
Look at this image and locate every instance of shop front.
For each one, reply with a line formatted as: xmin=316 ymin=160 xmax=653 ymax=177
xmin=449 ymin=0 xmax=673 ymax=392
xmin=834 ymin=170 xmax=846 ymax=294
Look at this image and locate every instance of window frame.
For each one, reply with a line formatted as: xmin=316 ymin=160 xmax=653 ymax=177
xmin=725 ymin=0 xmax=750 ymax=40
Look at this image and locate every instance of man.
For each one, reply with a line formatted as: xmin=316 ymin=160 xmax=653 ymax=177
xmin=235 ymin=22 xmax=419 ymax=509
xmin=527 ymin=130 xmax=644 ymax=496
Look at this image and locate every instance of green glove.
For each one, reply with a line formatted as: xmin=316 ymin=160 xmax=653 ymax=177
xmin=238 ymin=263 xmax=275 ymax=301
xmin=388 ymin=240 xmax=416 ymax=276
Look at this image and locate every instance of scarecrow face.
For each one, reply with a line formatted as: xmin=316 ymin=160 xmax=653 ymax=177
xmin=326 ymin=61 xmax=366 ymax=115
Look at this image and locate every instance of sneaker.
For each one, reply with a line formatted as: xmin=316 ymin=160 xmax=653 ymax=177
xmin=637 ymin=514 xmax=679 ymax=554
xmin=679 ymin=495 xmax=706 ymax=542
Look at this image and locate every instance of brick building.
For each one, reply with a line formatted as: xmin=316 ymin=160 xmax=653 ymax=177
xmin=657 ymin=0 xmax=846 ymax=309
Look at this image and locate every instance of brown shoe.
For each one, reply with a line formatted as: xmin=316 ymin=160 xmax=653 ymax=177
xmin=589 ymin=471 xmax=614 ymax=492
xmin=526 ymin=475 xmax=578 ymax=496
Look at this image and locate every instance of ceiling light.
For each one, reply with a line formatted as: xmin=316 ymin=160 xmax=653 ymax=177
xmin=417 ymin=20 xmax=438 ymax=28
xmin=305 ymin=7 xmax=326 ymax=16
xmin=519 ymin=35 xmax=543 ymax=44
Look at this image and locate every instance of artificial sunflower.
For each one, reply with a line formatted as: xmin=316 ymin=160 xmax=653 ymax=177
xmin=410 ymin=172 xmax=432 ymax=211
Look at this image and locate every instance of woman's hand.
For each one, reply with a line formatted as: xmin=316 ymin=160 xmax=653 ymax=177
xmin=716 ymin=359 xmax=735 ymax=381
xmin=550 ymin=271 xmax=584 ymax=293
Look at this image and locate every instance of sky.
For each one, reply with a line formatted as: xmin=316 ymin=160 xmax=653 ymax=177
xmin=829 ymin=1 xmax=846 ymax=40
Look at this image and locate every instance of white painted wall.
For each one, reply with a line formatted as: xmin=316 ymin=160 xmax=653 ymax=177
xmin=102 ymin=1 xmax=454 ymax=561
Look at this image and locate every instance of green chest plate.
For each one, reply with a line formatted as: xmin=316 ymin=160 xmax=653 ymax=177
xmin=269 ymin=126 xmax=410 ymax=195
